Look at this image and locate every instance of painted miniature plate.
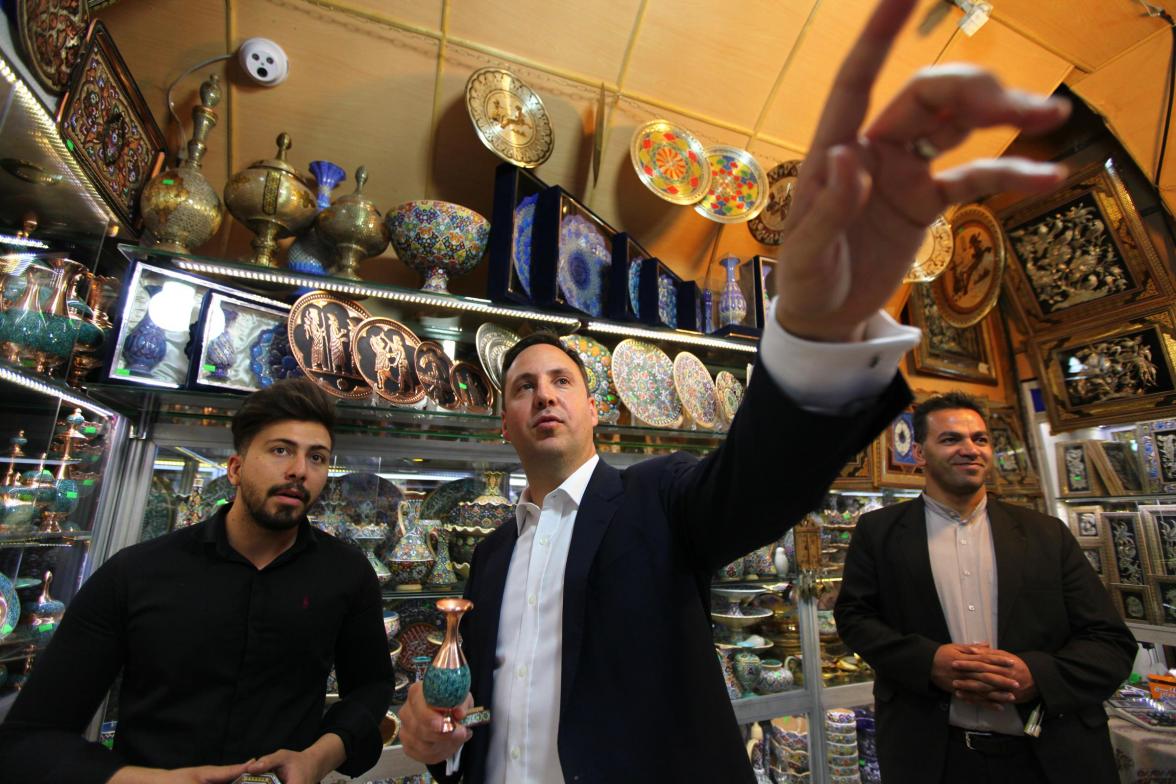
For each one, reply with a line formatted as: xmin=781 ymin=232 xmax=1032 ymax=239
xmin=627 ymin=257 xmax=644 ymax=317
xmin=904 ymin=215 xmax=954 ymax=283
xmin=511 ymin=193 xmax=538 ymax=296
xmin=415 ymin=340 xmax=461 ymax=410
xmin=288 ymin=292 xmax=372 ymax=399
xmin=694 ymin=146 xmax=770 ymax=224
xmin=352 ymin=317 xmax=425 ymax=406
xmin=450 ymin=361 xmax=496 ymax=414
xmin=17 ymin=0 xmax=90 ymax=93
xmin=611 ymin=339 xmax=683 ymax=428
xmin=465 ymin=67 xmax=554 ymax=168
xmin=558 ymin=213 xmax=611 ymax=317
xmin=560 ymin=334 xmax=621 ymax=424
xmin=248 ymin=322 xmax=303 ymax=389
xmin=672 ymin=352 xmax=719 ymax=430
xmin=714 ymin=371 xmax=745 ymax=429
xmin=475 ymin=323 xmax=520 ymax=392
xmin=657 ymin=272 xmax=677 ymax=329
xmin=423 ymin=476 xmax=483 ymax=526
xmin=629 ymin=120 xmax=711 ymax=205
xmin=0 ymin=572 xmax=19 ymax=640
xmin=747 ymin=160 xmax=802 ymax=246
xmin=931 ymin=204 xmax=1006 ymax=328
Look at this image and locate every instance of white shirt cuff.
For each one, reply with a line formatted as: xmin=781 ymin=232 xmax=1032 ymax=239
xmin=446 ymin=746 xmax=462 ymax=775
xmin=758 ymin=297 xmax=921 ymax=414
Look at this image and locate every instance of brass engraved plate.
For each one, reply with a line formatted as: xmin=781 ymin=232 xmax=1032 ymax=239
xmin=287 ymin=291 xmax=371 ymax=399
xmin=904 ymin=215 xmax=954 ymax=283
xmin=931 ymin=204 xmax=1006 ymax=328
xmin=465 ymin=67 xmax=554 ymax=168
xmin=352 ymin=317 xmax=425 ymax=407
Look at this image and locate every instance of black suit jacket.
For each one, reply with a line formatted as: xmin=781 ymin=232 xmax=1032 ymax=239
xmin=432 ymin=362 xmax=911 ymax=783
xmin=834 ymin=496 xmax=1136 ymax=784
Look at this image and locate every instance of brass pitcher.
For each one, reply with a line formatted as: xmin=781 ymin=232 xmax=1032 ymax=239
xmin=223 ymin=132 xmax=317 ymax=268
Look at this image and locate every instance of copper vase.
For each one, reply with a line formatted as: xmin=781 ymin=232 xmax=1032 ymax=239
xmin=423 ymin=597 xmax=473 ymax=733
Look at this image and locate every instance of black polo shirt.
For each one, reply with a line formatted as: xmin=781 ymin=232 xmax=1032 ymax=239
xmin=0 ymin=505 xmax=393 ymax=782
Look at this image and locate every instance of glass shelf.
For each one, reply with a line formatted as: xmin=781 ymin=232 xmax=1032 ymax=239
xmin=1057 ymin=494 xmax=1176 ymax=504
xmin=382 ymin=585 xmax=466 ymax=601
xmin=0 ymin=358 xmax=118 ymax=420
xmin=0 ymin=531 xmax=91 ymax=546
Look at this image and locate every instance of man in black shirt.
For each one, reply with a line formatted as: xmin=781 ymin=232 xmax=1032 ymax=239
xmin=0 ymin=378 xmax=393 ymax=783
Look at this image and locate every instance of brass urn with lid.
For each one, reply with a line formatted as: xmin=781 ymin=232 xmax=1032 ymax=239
xmin=140 ymin=74 xmax=225 ymax=254
xmin=223 ymin=132 xmax=317 ymax=268
xmin=315 ymin=166 xmax=390 ymax=280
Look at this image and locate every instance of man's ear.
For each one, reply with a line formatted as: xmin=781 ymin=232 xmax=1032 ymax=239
xmin=912 ymin=441 xmax=926 ymax=469
xmin=226 ymin=453 xmax=243 ymax=487
xmin=501 ymin=412 xmax=511 ymax=443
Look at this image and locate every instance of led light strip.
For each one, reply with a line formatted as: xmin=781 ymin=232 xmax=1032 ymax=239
xmin=0 ymin=234 xmax=50 ymax=249
xmin=0 ymin=364 xmax=118 ymax=420
xmin=168 ymin=258 xmax=583 ymax=327
xmin=584 ymin=320 xmax=759 ymax=354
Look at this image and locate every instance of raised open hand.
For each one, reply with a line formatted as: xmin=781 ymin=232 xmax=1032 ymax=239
xmin=774 ymin=0 xmax=1071 ymax=342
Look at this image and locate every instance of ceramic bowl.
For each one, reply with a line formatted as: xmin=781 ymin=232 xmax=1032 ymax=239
xmin=711 ymin=607 xmax=772 ymax=629
xmin=385 ymin=200 xmax=490 ymax=294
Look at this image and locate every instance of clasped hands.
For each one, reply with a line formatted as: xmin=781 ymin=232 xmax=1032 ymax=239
xmin=932 ymin=642 xmax=1038 ymax=710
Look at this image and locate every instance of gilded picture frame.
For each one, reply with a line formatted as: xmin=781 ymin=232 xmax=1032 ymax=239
xmin=1136 ymin=417 xmax=1176 ymax=494
xmin=1078 ymin=540 xmax=1113 ymax=585
xmin=904 ymin=283 xmax=999 ymax=385
xmin=1104 ymin=511 xmax=1153 ymax=586
xmin=833 ymin=443 xmax=877 ymax=490
xmin=1110 ymin=582 xmax=1155 ymax=625
xmin=1067 ymin=504 xmax=1105 ymax=543
xmin=1029 ymin=306 xmax=1176 ymax=433
xmin=1086 ymin=440 xmax=1146 ymax=496
xmin=1139 ymin=504 xmax=1176 ymax=577
xmin=999 ymin=159 xmax=1173 ymax=334
xmin=56 ymin=20 xmax=166 ymax=227
xmin=1149 ymin=575 xmax=1176 ymax=626
xmin=1055 ymin=442 xmax=1103 ymax=498
xmin=987 ymin=405 xmax=1039 ymax=493
xmin=930 ymin=203 xmax=1006 ymax=328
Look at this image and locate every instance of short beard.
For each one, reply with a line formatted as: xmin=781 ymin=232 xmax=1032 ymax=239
xmin=239 ymin=481 xmax=310 ymax=531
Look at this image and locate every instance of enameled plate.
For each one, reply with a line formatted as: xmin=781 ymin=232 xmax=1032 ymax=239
xmin=17 ymin=0 xmax=89 ymax=93
xmin=465 ymin=67 xmax=554 ymax=168
xmin=511 ymin=193 xmax=538 ymax=296
xmin=475 ymin=323 xmax=520 ymax=392
xmin=657 ymin=273 xmax=677 ymax=329
xmin=450 ymin=361 xmax=495 ymax=414
xmin=611 ymin=339 xmax=683 ymax=428
xmin=248 ymin=322 xmax=302 ymax=389
xmin=747 ymin=160 xmax=802 ymax=245
xmin=714 ymin=371 xmax=745 ymax=429
xmin=904 ymin=215 xmax=954 ymax=283
xmin=423 ymin=476 xmax=483 ymax=526
xmin=694 ymin=145 xmax=770 ymax=224
xmin=628 ymin=257 xmax=644 ymax=317
xmin=0 ymin=572 xmax=19 ymax=640
xmin=672 ymin=352 xmax=718 ymax=430
xmin=558 ymin=213 xmax=610 ymax=317
xmin=415 ymin=340 xmax=460 ymax=410
xmin=352 ymin=317 xmax=425 ymax=407
xmin=560 ymin=334 xmax=621 ymax=424
xmin=629 ymin=120 xmax=710 ymax=205
xmin=288 ymin=292 xmax=372 ymax=399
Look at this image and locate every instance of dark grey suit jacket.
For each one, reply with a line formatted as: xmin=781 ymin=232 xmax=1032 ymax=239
xmin=432 ymin=362 xmax=911 ymax=783
xmin=835 ymin=496 xmax=1136 ymax=784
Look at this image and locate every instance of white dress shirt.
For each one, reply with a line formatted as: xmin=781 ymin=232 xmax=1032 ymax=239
xmin=466 ymin=302 xmax=921 ymax=782
xmin=924 ymin=493 xmax=1023 ymax=735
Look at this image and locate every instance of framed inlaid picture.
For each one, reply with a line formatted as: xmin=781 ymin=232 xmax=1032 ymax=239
xmin=904 ymin=283 xmax=999 ymax=385
xmin=1104 ymin=512 xmax=1153 ymax=585
xmin=930 ymin=203 xmax=1005 ymax=328
xmin=1136 ymin=418 xmax=1176 ymax=494
xmin=1055 ymin=442 xmax=1103 ymax=497
xmin=999 ymin=160 xmax=1173 ymax=334
xmin=1078 ymin=541 xmax=1112 ymax=584
xmin=1140 ymin=505 xmax=1176 ymax=577
xmin=1029 ymin=306 xmax=1176 ymax=432
xmin=988 ymin=406 xmax=1039 ymax=493
xmin=1110 ymin=583 xmax=1155 ymax=624
xmin=874 ymin=406 xmax=925 ymax=489
xmin=1087 ymin=440 xmax=1146 ymax=496
xmin=1149 ymin=575 xmax=1176 ymax=626
xmin=834 ymin=444 xmax=876 ymax=491
xmin=56 ymin=21 xmax=166 ymax=227
xmin=1067 ymin=505 xmax=1105 ymax=543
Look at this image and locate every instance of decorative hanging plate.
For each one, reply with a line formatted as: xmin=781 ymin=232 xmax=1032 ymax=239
xmin=352 ymin=317 xmax=425 ymax=406
xmin=611 ymin=339 xmax=683 ymax=428
xmin=560 ymin=334 xmax=621 ymax=424
xmin=16 ymin=0 xmax=90 ymax=93
xmin=558 ymin=213 xmax=611 ymax=316
xmin=287 ymin=292 xmax=372 ymax=399
xmin=672 ymin=352 xmax=719 ymax=430
xmin=714 ymin=371 xmax=745 ymax=429
xmin=693 ymin=145 xmax=770 ymax=224
xmin=627 ymin=256 xmax=644 ymax=317
xmin=248 ymin=322 xmax=303 ymax=389
xmin=415 ymin=340 xmax=461 ymax=410
xmin=465 ymin=67 xmax=554 ymax=168
xmin=658 ymin=272 xmax=677 ymax=329
xmin=0 ymin=572 xmax=19 ymax=641
xmin=629 ymin=120 xmax=711 ymax=205
xmin=931 ymin=204 xmax=1006 ymax=328
xmin=475 ymin=323 xmax=520 ymax=392
xmin=450 ymin=360 xmax=496 ymax=414
xmin=903 ymin=215 xmax=954 ymax=283
xmin=423 ymin=476 xmax=483 ymax=525
xmin=511 ymin=193 xmax=538 ymax=296
xmin=747 ymin=160 xmax=802 ymax=245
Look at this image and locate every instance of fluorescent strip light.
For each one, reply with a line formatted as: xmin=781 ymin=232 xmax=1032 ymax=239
xmin=0 ymin=364 xmax=118 ymax=420
xmin=584 ymin=320 xmax=759 ymax=354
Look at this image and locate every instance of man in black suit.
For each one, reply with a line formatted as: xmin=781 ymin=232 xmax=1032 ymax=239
xmin=835 ymin=392 xmax=1136 ymax=784
xmin=399 ymin=0 xmax=1076 ymax=778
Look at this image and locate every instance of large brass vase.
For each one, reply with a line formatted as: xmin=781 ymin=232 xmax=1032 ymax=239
xmin=223 ymin=132 xmax=317 ymax=268
xmin=140 ymin=75 xmax=224 ymax=254
xmin=315 ymin=166 xmax=389 ymax=281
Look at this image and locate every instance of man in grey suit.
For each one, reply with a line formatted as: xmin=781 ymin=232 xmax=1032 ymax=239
xmin=835 ymin=392 xmax=1136 ymax=784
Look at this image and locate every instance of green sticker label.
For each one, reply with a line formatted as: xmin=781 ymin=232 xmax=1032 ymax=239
xmin=65 ymin=491 xmax=78 ymax=499
xmin=202 ymin=363 xmax=216 ymax=373
xmin=65 ymin=139 xmax=74 ymax=151
xmin=162 ymin=179 xmax=175 ymax=186
xmin=83 ymin=479 xmax=96 ymax=486
xmin=215 ymin=498 xmax=228 ymax=506
xmin=114 ymin=368 xmax=131 ymax=376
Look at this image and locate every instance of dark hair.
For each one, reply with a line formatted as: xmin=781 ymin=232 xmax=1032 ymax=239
xmin=500 ymin=331 xmax=591 ymax=392
xmin=231 ymin=377 xmax=337 ymax=453
xmin=912 ymin=392 xmax=988 ymax=444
